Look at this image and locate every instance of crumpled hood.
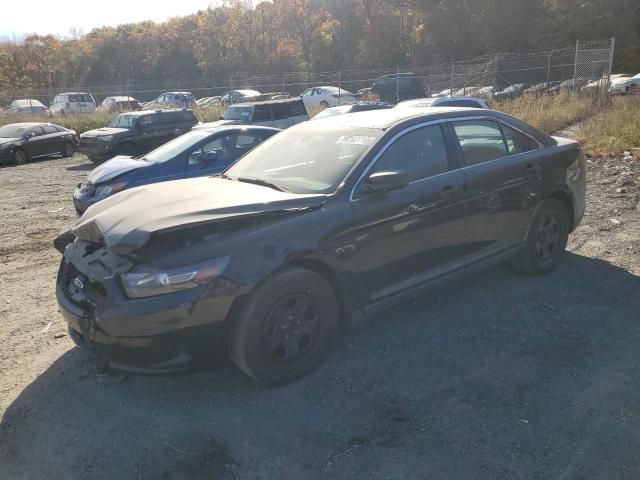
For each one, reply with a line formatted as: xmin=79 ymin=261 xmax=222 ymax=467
xmin=81 ymin=127 xmax=129 ymax=138
xmin=0 ymin=137 xmax=19 ymax=145
xmin=87 ymin=156 xmax=148 ymax=184
xmin=73 ymin=177 xmax=327 ymax=254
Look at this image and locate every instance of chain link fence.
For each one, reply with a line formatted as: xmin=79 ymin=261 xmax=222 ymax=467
xmin=0 ymin=38 xmax=616 ymax=106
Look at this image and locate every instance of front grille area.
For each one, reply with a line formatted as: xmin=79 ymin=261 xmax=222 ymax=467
xmin=60 ymin=261 xmax=81 ymax=304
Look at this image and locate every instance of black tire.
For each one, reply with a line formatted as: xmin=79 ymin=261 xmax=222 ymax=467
xmin=61 ymin=141 xmax=75 ymax=158
xmin=13 ymin=148 xmax=28 ymax=165
xmin=512 ymin=199 xmax=570 ymax=275
xmin=229 ymin=266 xmax=339 ymax=385
xmin=87 ymin=154 xmax=104 ymax=164
xmin=320 ymin=100 xmax=329 ymax=108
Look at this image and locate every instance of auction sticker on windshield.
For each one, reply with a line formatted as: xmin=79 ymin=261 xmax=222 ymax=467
xmin=336 ymin=135 xmax=377 ymax=146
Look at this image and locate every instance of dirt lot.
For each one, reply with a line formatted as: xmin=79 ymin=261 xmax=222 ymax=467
xmin=0 ymin=152 xmax=639 ymax=479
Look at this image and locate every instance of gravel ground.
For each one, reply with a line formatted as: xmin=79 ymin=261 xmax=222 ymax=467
xmin=0 ymin=152 xmax=639 ymax=479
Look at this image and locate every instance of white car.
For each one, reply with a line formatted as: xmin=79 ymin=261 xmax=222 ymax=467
xmin=50 ymin=92 xmax=96 ymax=115
xmin=609 ymin=74 xmax=640 ymax=94
xmin=300 ymin=86 xmax=355 ymax=109
xmin=395 ymin=96 xmax=491 ymax=109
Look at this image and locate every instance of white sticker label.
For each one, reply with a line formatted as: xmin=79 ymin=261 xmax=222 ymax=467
xmin=336 ymin=135 xmax=376 ymax=146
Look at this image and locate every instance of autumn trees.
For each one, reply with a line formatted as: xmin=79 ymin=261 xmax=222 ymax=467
xmin=0 ymin=0 xmax=637 ymax=100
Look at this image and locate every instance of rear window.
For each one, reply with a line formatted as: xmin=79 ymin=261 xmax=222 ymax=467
xmin=452 ymin=120 xmax=508 ymax=166
xmin=42 ymin=125 xmax=57 ymax=134
xmin=68 ymin=94 xmax=93 ymax=103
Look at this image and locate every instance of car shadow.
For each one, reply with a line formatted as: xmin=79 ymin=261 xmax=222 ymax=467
xmin=2 ymin=253 xmax=640 ymax=480
xmin=65 ymin=162 xmax=95 ymax=172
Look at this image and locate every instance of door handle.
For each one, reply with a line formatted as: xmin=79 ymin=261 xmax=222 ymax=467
xmin=440 ymin=185 xmax=462 ymax=198
xmin=525 ymin=163 xmax=541 ymax=175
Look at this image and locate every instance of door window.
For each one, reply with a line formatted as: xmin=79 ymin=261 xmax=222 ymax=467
xmin=369 ymin=124 xmax=449 ymax=183
xmin=139 ymin=115 xmax=160 ymax=129
xmin=236 ymin=133 xmax=262 ymax=149
xmin=452 ymin=121 xmax=508 ymax=166
xmin=42 ymin=125 xmax=57 ymax=134
xmin=253 ymin=105 xmax=271 ymax=121
xmin=500 ymin=125 xmax=539 ymax=154
xmin=29 ymin=126 xmax=45 ymax=136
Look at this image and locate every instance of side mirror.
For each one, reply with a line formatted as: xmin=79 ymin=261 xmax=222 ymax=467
xmin=365 ymin=171 xmax=409 ymax=193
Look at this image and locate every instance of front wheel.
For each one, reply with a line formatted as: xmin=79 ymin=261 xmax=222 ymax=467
xmin=512 ymin=199 xmax=570 ymax=275
xmin=61 ymin=141 xmax=75 ymax=157
xmin=229 ymin=267 xmax=339 ymax=385
xmin=13 ymin=148 xmax=28 ymax=165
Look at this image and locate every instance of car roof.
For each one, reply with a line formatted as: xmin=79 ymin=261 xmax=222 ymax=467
xmin=12 ymin=99 xmax=45 ymax=106
xmin=117 ymin=109 xmax=194 ymax=117
xmin=162 ymin=91 xmax=193 ymax=95
xmin=56 ymin=92 xmax=91 ymax=95
xmin=109 ymin=96 xmax=136 ymax=101
xmin=227 ymin=98 xmax=304 ymax=107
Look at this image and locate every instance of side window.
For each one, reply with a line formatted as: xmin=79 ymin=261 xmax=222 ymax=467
xmin=139 ymin=115 xmax=160 ymax=129
xmin=180 ymin=111 xmax=197 ymax=123
xmin=30 ymin=126 xmax=45 ymax=136
xmin=290 ymin=101 xmax=305 ymax=116
xmin=43 ymin=125 xmax=57 ymax=134
xmin=271 ymin=103 xmax=289 ymax=120
xmin=370 ymin=124 xmax=449 ymax=182
xmin=446 ymin=100 xmax=482 ymax=108
xmin=236 ymin=134 xmax=262 ymax=149
xmin=452 ymin=120 xmax=507 ymax=166
xmin=500 ymin=124 xmax=539 ymax=154
xmin=252 ymin=105 xmax=271 ymax=121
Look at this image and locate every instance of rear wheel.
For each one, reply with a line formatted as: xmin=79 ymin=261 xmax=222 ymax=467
xmin=229 ymin=267 xmax=339 ymax=385
xmin=61 ymin=141 xmax=75 ymax=157
xmin=320 ymin=100 xmax=329 ymax=108
xmin=13 ymin=148 xmax=27 ymax=165
xmin=87 ymin=154 xmax=104 ymax=164
xmin=512 ymin=199 xmax=570 ymax=274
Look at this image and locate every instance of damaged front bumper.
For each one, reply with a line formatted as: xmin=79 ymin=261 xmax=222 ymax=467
xmin=55 ymin=239 xmax=245 ymax=373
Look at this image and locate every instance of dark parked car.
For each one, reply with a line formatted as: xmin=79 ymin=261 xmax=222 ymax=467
xmin=98 ymin=96 xmax=142 ymax=113
xmin=55 ymin=107 xmax=585 ymax=384
xmin=0 ymin=122 xmax=77 ymax=165
xmin=209 ymin=98 xmax=308 ymax=129
xmin=312 ymin=102 xmax=392 ymax=120
xmin=73 ymin=125 xmax=279 ymax=215
xmin=372 ymin=73 xmax=425 ymax=103
xmin=79 ymin=109 xmax=199 ymax=163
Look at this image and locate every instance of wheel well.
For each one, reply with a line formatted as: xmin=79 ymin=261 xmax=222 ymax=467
xmin=289 ymin=259 xmax=354 ymax=332
xmin=548 ymin=190 xmax=575 ymax=231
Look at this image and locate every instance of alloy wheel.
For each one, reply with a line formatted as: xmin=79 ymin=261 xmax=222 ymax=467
xmin=535 ymin=215 xmax=561 ymax=261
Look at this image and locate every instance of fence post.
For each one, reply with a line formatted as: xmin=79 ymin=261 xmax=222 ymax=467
xmin=607 ymin=36 xmax=616 ymax=81
xmin=572 ymin=39 xmax=579 ymax=91
xmin=396 ymin=66 xmax=400 ymax=104
xmin=338 ymin=69 xmax=342 ymax=105
xmin=546 ymin=49 xmax=554 ymax=91
xmin=282 ymin=73 xmax=285 ymax=95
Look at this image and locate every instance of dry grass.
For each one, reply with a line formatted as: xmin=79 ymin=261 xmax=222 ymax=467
xmin=577 ymin=96 xmax=640 ymax=153
xmin=494 ymin=91 xmax=599 ymax=134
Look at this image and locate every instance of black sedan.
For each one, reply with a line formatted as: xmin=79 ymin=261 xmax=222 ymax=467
xmin=55 ymin=107 xmax=585 ymax=384
xmin=0 ymin=123 xmax=78 ymax=165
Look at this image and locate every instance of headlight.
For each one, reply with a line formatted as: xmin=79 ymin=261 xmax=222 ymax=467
xmin=121 ymin=257 xmax=230 ymax=298
xmin=97 ymin=135 xmax=113 ymax=142
xmin=94 ymin=182 xmax=128 ymax=196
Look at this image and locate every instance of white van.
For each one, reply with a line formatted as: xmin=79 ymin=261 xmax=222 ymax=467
xmin=50 ymin=92 xmax=96 ymax=115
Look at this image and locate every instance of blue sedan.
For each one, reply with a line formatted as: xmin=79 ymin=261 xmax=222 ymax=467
xmin=73 ymin=125 xmax=280 ymax=215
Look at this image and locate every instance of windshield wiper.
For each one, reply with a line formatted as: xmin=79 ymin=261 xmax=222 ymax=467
xmin=234 ymin=177 xmax=289 ymax=192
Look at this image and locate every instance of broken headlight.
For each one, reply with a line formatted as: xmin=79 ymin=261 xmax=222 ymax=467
xmin=121 ymin=256 xmax=230 ymax=299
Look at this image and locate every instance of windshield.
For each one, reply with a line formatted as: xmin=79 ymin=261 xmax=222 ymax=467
xmin=225 ymin=125 xmax=383 ymax=194
xmin=313 ymin=107 xmax=350 ymax=120
xmin=142 ymin=130 xmax=213 ymax=163
xmin=224 ymin=106 xmax=252 ymax=121
xmin=0 ymin=125 xmax=30 ymax=138
xmin=109 ymin=115 xmax=138 ymax=129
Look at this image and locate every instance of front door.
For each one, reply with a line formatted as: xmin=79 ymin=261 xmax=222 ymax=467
xmin=348 ymin=123 xmax=468 ymax=303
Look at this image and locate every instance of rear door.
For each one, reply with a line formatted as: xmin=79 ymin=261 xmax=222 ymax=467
xmin=138 ymin=114 xmax=165 ymax=151
xmin=349 ymin=123 xmax=468 ymax=303
xmin=450 ymin=119 xmax=543 ymax=260
xmin=24 ymin=126 xmax=46 ymax=157
xmin=40 ymin=124 xmax=63 ymax=155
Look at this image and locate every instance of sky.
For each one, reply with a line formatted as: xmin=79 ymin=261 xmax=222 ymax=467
xmin=0 ymin=0 xmax=224 ymax=37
